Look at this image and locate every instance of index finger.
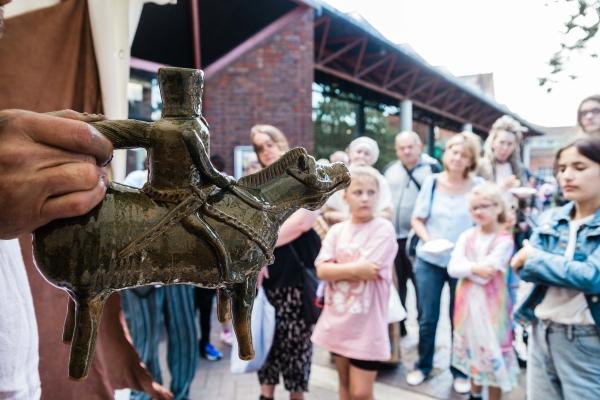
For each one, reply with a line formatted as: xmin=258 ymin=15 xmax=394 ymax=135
xmin=15 ymin=110 xmax=113 ymax=165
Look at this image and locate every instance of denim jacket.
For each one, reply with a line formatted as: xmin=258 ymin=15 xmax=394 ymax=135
xmin=514 ymin=202 xmax=600 ymax=329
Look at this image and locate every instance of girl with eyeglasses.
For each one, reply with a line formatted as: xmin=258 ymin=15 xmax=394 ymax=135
xmin=406 ymin=133 xmax=483 ymax=393
xmin=448 ymin=183 xmax=518 ymax=400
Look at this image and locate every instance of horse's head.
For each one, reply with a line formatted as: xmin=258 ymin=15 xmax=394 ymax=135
xmin=285 ymin=149 xmax=351 ymax=210
xmin=238 ymin=147 xmax=350 ymax=216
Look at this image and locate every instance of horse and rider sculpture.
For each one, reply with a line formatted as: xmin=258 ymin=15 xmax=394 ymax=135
xmin=32 ymin=67 xmax=351 ymax=380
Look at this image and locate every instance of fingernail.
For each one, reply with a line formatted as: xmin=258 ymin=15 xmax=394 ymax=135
xmin=101 ymin=154 xmax=113 ymax=167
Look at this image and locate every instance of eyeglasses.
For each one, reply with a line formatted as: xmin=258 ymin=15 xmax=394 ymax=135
xmin=469 ymin=203 xmax=497 ymax=212
xmin=579 ymin=108 xmax=600 ymax=118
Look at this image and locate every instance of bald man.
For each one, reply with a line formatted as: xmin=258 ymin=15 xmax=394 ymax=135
xmin=384 ymin=131 xmax=440 ymax=336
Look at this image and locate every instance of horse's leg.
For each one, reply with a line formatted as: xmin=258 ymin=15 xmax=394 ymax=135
xmin=182 ymin=215 xmax=233 ymax=281
xmin=62 ymin=296 xmax=76 ymax=343
xmin=216 ymin=288 xmax=231 ymax=323
xmin=230 ymin=273 xmax=258 ymax=360
xmin=68 ymin=294 xmax=106 ymax=380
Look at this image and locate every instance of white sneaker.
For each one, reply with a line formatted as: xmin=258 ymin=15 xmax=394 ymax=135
xmin=452 ymin=377 xmax=471 ymax=394
xmin=406 ymin=370 xmax=426 ymax=386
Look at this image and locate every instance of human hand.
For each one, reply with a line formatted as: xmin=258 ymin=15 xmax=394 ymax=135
xmin=471 ymin=264 xmax=496 ymax=279
xmin=323 ymin=209 xmax=348 ymax=225
xmin=0 ymin=109 xmax=113 ymax=239
xmin=502 ymin=175 xmax=520 ymax=190
xmin=147 ymin=382 xmax=174 ymax=400
xmin=257 ymin=265 xmax=269 ymax=287
xmin=511 ymin=240 xmax=533 ymax=272
xmin=354 ymin=261 xmax=380 ymax=280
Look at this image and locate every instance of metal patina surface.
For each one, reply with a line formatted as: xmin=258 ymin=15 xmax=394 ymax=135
xmin=32 ymin=67 xmax=350 ymax=380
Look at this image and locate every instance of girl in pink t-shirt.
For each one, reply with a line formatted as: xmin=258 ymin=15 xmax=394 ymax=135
xmin=312 ymin=165 xmax=398 ymax=400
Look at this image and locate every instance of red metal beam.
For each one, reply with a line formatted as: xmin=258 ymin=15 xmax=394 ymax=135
xmin=443 ymin=93 xmax=467 ymax=113
xmin=456 ymin=99 xmax=477 ymax=116
xmin=356 ymin=54 xmax=393 ymax=79
xmin=458 ymin=103 xmax=479 ymax=118
xmin=384 ymin=67 xmax=417 ymax=90
xmin=382 ymin=56 xmax=397 ymax=85
xmin=324 ymin=35 xmax=364 ymax=46
xmin=424 ymin=78 xmax=441 ymax=102
xmin=468 ymin=106 xmax=489 ymax=123
xmin=482 ymin=112 xmax=500 ymax=127
xmin=315 ymin=64 xmax=491 ymax=132
xmin=316 ymin=16 xmax=330 ymax=62
xmin=314 ymin=15 xmax=328 ymax=28
xmin=407 ymin=77 xmax=437 ymax=98
xmin=353 ymin=39 xmax=368 ymax=76
xmin=319 ymin=38 xmax=364 ymax=66
xmin=403 ymin=69 xmax=421 ymax=94
xmin=429 ymin=87 xmax=454 ymax=106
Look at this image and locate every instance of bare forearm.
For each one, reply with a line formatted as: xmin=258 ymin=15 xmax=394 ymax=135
xmin=276 ymin=209 xmax=318 ymax=247
xmin=316 ymin=260 xmax=376 ymax=281
xmin=411 ymin=217 xmax=430 ymax=242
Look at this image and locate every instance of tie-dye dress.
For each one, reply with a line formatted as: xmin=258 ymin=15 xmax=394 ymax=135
xmin=448 ymin=228 xmax=518 ymax=392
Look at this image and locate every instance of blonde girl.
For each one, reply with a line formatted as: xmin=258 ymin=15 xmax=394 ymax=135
xmin=448 ymin=183 xmax=518 ymax=400
xmin=312 ymin=166 xmax=398 ymax=400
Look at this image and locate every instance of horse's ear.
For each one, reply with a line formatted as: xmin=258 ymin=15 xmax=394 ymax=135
xmin=298 ymin=154 xmax=308 ymax=170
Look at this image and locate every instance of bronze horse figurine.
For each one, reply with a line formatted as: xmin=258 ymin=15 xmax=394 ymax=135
xmin=31 ymin=67 xmax=350 ymax=380
xmin=33 ymin=147 xmax=349 ymax=379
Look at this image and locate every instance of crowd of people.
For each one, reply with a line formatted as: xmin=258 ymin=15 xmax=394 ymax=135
xmin=0 ymin=93 xmax=599 ymax=400
xmin=1 ymin=5 xmax=600 ymax=398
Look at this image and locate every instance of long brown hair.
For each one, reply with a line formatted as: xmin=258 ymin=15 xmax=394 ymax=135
xmin=250 ymin=124 xmax=289 ymax=167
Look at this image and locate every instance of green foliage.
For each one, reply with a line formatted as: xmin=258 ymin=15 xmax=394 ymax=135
xmin=540 ymin=0 xmax=600 ymax=92
xmin=312 ymin=83 xmax=399 ymax=172
xmin=363 ymin=106 xmax=398 ymax=171
xmin=312 ymin=91 xmax=357 ymax=161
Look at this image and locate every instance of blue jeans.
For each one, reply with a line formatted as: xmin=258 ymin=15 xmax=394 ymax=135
xmin=528 ymin=320 xmax=600 ymax=399
xmin=414 ymin=257 xmax=465 ymax=379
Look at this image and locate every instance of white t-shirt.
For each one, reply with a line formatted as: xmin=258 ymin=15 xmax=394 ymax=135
xmin=0 ymin=239 xmax=41 ymax=399
xmin=535 ymin=215 xmax=594 ymax=325
xmin=494 ymin=162 xmax=513 ymax=186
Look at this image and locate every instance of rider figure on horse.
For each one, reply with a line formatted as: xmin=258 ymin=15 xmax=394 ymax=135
xmin=92 ymin=67 xmax=269 ymax=283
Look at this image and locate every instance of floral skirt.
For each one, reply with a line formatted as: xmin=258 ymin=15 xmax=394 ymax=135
xmin=452 ymin=282 xmax=518 ymax=392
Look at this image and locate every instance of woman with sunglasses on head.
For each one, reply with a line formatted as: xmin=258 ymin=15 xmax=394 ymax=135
xmin=512 ymin=136 xmax=600 ymax=399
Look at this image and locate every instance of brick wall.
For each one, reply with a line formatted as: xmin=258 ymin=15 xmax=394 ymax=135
xmin=203 ymin=8 xmax=314 ymax=174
